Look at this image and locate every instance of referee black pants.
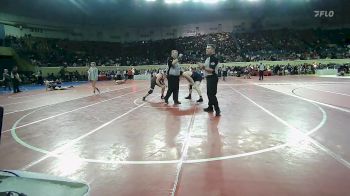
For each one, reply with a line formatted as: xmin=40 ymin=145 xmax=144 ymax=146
xmin=165 ymin=75 xmax=180 ymax=102
xmin=206 ymin=75 xmax=220 ymax=111
xmin=259 ymin=70 xmax=264 ymax=80
xmin=0 ymin=106 xmax=3 ymax=142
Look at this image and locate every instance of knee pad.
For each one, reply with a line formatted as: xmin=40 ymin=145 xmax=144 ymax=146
xmin=148 ymin=89 xmax=154 ymax=94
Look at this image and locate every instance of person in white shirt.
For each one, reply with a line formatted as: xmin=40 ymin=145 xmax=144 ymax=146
xmin=87 ymin=62 xmax=100 ymax=94
xmin=222 ymin=65 xmax=228 ymax=81
xmin=258 ymin=62 xmax=265 ymax=81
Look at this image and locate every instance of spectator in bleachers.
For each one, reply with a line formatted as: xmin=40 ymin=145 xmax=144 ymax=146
xmin=5 ymin=29 xmax=350 ymax=68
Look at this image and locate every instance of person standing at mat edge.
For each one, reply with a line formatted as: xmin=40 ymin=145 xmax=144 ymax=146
xmin=164 ymin=50 xmax=182 ymax=105
xmin=199 ymin=44 xmax=221 ymax=116
xmin=11 ymin=66 xmax=21 ymax=93
xmin=88 ymin=62 xmax=100 ymax=94
xmin=2 ymin=69 xmax=11 ymax=91
xmin=222 ymin=65 xmax=228 ymax=81
xmin=259 ymin=62 xmax=265 ymax=81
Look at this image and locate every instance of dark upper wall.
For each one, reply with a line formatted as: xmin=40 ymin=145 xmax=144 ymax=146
xmin=0 ymin=0 xmax=349 ymax=28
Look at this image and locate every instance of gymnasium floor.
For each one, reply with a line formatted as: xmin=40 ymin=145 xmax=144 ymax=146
xmin=1 ymin=75 xmax=350 ymax=196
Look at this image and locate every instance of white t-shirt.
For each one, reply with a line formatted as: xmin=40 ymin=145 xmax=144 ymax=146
xmin=259 ymin=64 xmax=265 ymax=71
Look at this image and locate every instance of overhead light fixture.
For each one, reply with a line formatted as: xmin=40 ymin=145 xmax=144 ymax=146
xmin=164 ymin=0 xmax=224 ymax=3
xmin=144 ymin=0 xmax=226 ymax=3
xmin=164 ymin=0 xmax=185 ymax=4
xmin=201 ymin=0 xmax=221 ymax=3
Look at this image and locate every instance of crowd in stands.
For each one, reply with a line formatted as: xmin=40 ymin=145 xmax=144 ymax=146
xmin=1 ymin=28 xmax=350 ymax=93
xmin=3 ymin=28 xmax=350 ymax=67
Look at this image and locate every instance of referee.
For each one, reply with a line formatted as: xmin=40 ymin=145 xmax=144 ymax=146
xmin=164 ymin=50 xmax=182 ymax=104
xmin=199 ymin=44 xmax=221 ymax=116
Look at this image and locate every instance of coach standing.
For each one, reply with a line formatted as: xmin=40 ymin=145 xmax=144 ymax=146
xmin=259 ymin=62 xmax=265 ymax=80
xmin=164 ymin=50 xmax=182 ymax=104
xmin=199 ymin=44 xmax=221 ymax=116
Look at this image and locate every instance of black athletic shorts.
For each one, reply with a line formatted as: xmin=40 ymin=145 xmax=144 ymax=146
xmin=150 ymin=77 xmax=162 ymax=89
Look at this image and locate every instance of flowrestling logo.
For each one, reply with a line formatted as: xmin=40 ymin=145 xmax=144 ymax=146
xmin=314 ymin=10 xmax=335 ymax=18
